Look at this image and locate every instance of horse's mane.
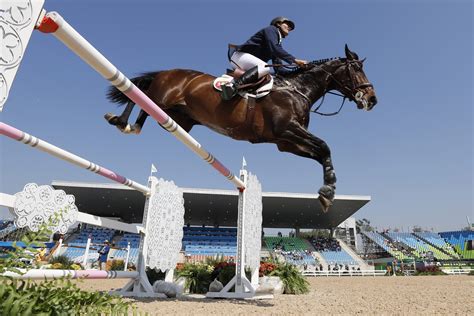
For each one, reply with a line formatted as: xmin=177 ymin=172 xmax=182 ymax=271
xmin=275 ymin=57 xmax=346 ymax=77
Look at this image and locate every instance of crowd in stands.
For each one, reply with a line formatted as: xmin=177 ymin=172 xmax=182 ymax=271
xmin=309 ymin=236 xmax=341 ymax=252
xmin=384 ymin=239 xmax=412 ymax=257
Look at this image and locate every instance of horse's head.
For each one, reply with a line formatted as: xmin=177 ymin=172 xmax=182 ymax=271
xmin=331 ymin=45 xmax=378 ymax=111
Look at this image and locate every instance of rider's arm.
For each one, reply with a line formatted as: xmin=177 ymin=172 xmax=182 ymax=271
xmin=264 ymin=26 xmax=296 ymax=64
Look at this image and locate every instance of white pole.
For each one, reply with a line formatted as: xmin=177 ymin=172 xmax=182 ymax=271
xmin=2 ymin=269 xmax=139 ymax=279
xmin=54 ymin=238 xmax=63 ymax=257
xmin=0 ymin=123 xmax=150 ymax=195
xmin=82 ymin=236 xmax=91 ymax=268
xmin=124 ymin=242 xmax=130 ymax=271
xmin=235 ymin=168 xmax=247 ymax=293
xmin=165 ymin=269 xmax=174 ymax=282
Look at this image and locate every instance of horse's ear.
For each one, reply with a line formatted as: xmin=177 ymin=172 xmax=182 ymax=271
xmin=345 ymin=44 xmax=359 ymax=60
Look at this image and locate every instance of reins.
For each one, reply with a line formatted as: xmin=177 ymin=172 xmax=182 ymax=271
xmin=269 ymin=59 xmax=372 ymax=116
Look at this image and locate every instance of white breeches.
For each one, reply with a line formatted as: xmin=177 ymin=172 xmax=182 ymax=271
xmin=230 ymin=51 xmax=270 ymax=78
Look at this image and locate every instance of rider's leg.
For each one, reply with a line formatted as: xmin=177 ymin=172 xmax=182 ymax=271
xmin=230 ymin=52 xmax=270 ymax=78
xmin=221 ymin=52 xmax=269 ymax=100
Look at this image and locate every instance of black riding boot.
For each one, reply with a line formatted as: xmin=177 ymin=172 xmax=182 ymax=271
xmin=221 ymin=66 xmax=259 ymax=101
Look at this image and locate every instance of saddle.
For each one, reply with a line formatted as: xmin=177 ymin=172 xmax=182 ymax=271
xmin=213 ymin=67 xmax=273 ymax=99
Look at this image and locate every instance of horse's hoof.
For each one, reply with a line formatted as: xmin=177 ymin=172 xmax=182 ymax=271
xmin=130 ymin=125 xmax=142 ymax=135
xmin=122 ymin=124 xmax=132 ymax=134
xmin=318 ymin=185 xmax=335 ymax=213
xmin=318 ymin=195 xmax=332 ymax=213
xmin=104 ymin=113 xmax=118 ymax=125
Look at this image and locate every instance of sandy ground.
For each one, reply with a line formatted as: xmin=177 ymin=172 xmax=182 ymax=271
xmin=74 ymin=275 xmax=473 ymax=315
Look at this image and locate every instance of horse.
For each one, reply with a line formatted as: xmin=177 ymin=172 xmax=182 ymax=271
xmin=104 ymin=45 xmax=377 ymax=212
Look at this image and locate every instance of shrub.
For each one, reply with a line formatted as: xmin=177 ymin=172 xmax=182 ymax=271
xmin=415 ymin=265 xmax=446 ymax=276
xmin=0 ymin=277 xmax=131 ymax=314
xmin=51 ymin=262 xmax=63 ymax=269
xmin=49 ymin=255 xmax=74 ymax=269
xmin=109 ymin=259 xmax=125 ymax=271
xmin=213 ymin=262 xmax=236 ymax=286
xmin=70 ymin=263 xmax=82 ymax=270
xmin=175 ymin=262 xmax=213 ymax=293
xmin=270 ymin=263 xmax=309 ymax=294
xmin=259 ymin=261 xmax=277 ymax=276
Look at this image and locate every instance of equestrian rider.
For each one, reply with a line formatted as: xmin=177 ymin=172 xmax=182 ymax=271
xmin=221 ymin=16 xmax=308 ymax=100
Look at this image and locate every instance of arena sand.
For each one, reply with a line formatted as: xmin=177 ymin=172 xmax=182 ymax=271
xmin=74 ymin=275 xmax=472 ymax=315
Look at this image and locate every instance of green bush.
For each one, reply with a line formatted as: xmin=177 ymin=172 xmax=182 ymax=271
xmin=0 ymin=277 xmax=131 ymax=314
xmin=176 ymin=263 xmax=213 ymax=294
xmin=414 ymin=265 xmax=446 ymax=276
xmin=49 ymin=255 xmax=75 ymax=269
xmin=212 ymin=262 xmax=251 ymax=287
xmin=109 ymin=259 xmax=125 ymax=271
xmin=270 ymin=263 xmax=309 ymax=294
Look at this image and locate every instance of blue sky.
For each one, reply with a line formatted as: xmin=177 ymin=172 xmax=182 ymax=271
xmin=0 ymin=0 xmax=472 ymax=231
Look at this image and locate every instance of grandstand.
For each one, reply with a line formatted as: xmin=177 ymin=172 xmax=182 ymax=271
xmin=264 ymin=236 xmax=317 ymax=266
xmin=182 ymin=226 xmax=237 ymax=256
xmin=440 ymin=231 xmax=474 ymax=259
xmin=1 ymin=181 xmax=472 ymax=275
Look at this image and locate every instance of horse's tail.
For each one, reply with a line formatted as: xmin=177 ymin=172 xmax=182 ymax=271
xmin=106 ymin=71 xmax=160 ymax=105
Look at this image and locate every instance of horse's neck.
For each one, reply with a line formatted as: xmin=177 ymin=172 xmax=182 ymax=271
xmin=290 ymin=69 xmax=331 ymax=104
xmin=290 ymin=61 xmax=344 ymax=105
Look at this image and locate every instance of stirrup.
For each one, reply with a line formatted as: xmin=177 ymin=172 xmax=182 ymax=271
xmin=221 ymin=83 xmax=237 ymax=100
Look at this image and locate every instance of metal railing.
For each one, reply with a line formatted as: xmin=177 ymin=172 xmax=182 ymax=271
xmin=301 ymin=269 xmax=387 ymax=277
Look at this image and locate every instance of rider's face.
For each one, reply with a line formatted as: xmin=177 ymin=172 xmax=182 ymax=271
xmin=279 ymin=22 xmax=292 ymax=37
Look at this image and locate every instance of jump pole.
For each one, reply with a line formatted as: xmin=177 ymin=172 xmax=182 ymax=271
xmin=35 ymin=11 xmax=245 ymax=191
xmin=0 ymin=122 xmax=149 ymax=195
xmin=3 ymin=269 xmax=139 ymax=280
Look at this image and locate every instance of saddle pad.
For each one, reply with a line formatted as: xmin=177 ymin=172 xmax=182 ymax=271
xmin=213 ymin=74 xmax=273 ymax=99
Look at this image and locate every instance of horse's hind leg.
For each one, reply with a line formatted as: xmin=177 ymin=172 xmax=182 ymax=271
xmin=104 ymin=100 xmax=136 ymax=134
xmin=127 ymin=109 xmax=149 ymax=134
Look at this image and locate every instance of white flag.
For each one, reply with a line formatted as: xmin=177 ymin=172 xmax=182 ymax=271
xmin=150 ymin=164 xmax=157 ymax=174
xmin=242 ymin=157 xmax=247 ymax=168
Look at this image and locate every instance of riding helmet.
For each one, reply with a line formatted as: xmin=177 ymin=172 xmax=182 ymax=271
xmin=270 ymin=17 xmax=295 ymax=30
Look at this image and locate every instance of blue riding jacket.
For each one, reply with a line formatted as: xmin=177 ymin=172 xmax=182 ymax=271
xmin=237 ymin=25 xmax=296 ymax=64
xmin=98 ymin=245 xmax=110 ymax=262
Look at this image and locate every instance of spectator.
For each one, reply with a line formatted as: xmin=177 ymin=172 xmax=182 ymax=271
xmin=97 ymin=240 xmax=111 ymax=271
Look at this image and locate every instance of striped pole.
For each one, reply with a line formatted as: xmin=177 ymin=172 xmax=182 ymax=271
xmin=2 ymin=269 xmax=139 ymax=280
xmin=36 ymin=12 xmax=245 ymax=190
xmin=0 ymin=122 xmax=150 ymax=195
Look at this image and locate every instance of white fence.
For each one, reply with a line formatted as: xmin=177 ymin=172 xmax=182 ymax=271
xmin=302 ymin=269 xmax=387 ymax=277
xmin=441 ymin=268 xmax=473 ymax=275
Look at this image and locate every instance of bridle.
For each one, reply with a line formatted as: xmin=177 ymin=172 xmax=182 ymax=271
xmin=310 ymin=59 xmax=373 ymax=116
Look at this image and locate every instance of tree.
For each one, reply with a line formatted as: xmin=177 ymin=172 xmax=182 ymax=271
xmin=356 ymin=218 xmax=374 ymax=233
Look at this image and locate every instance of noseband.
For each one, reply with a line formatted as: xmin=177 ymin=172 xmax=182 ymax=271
xmin=343 ymin=60 xmax=373 ymax=102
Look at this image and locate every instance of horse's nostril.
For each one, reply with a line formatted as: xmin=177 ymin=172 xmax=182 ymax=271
xmin=369 ymin=96 xmax=377 ymax=105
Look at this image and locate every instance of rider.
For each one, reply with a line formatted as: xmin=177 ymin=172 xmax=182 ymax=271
xmin=221 ymin=16 xmax=308 ymax=100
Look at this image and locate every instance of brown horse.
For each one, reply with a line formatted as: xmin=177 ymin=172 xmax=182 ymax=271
xmin=105 ymin=45 xmax=377 ymax=212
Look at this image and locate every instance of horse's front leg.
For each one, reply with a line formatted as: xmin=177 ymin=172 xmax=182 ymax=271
xmin=275 ymin=124 xmax=337 ymax=212
xmin=104 ymin=100 xmax=136 ymax=134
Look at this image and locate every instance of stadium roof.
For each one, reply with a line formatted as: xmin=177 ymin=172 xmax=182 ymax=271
xmin=52 ymin=181 xmax=370 ymax=229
